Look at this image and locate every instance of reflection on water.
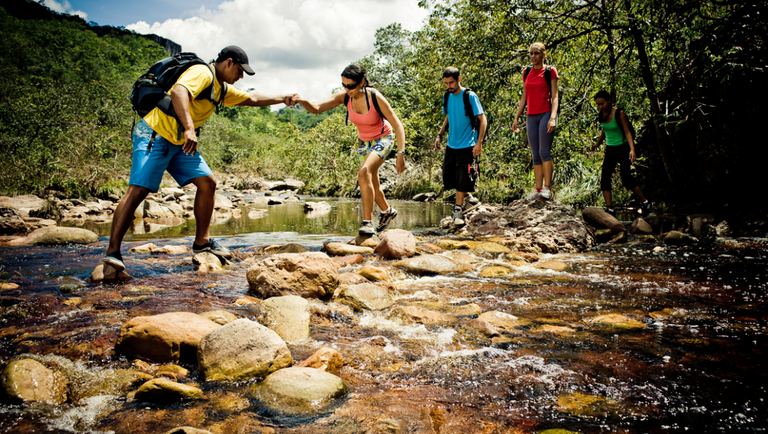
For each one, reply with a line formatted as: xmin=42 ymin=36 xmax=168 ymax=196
xmin=76 ymin=197 xmax=454 ymax=240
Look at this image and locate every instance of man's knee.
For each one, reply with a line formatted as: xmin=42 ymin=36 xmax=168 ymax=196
xmin=193 ymin=175 xmax=218 ymax=192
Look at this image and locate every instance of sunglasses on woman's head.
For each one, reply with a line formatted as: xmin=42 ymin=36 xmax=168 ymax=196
xmin=342 ymin=81 xmax=359 ymax=90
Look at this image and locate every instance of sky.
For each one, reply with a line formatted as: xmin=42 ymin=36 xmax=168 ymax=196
xmin=36 ymin=0 xmax=432 ymax=106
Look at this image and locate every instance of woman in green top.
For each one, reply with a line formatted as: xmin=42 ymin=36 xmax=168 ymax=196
xmin=591 ymin=90 xmax=652 ymax=217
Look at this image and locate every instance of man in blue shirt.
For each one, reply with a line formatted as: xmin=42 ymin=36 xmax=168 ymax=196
xmin=435 ymin=67 xmax=487 ymax=226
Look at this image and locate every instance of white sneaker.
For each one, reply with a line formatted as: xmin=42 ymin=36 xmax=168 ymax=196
xmin=540 ymin=187 xmax=552 ymax=200
xmin=525 ymin=189 xmax=541 ymax=201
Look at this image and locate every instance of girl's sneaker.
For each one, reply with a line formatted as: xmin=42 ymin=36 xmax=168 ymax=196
xmin=526 ymin=189 xmax=541 ymax=201
xmin=540 ymin=186 xmax=553 ymax=200
xmin=359 ymin=221 xmax=376 ymax=236
xmin=376 ymin=208 xmax=398 ymax=232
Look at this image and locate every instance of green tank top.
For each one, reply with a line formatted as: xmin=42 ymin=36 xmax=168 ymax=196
xmin=601 ymin=110 xmax=628 ymax=146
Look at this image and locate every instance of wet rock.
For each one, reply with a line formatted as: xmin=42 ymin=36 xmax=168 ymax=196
xmin=68 ymin=368 xmax=152 ymax=402
xmin=1 ymin=283 xmax=19 ymax=290
xmin=415 ymin=242 xmax=443 ymax=254
xmin=198 ymin=318 xmax=292 ymax=382
xmin=593 ymin=228 xmax=612 ymax=243
xmin=299 ymin=347 xmax=344 ymax=374
xmin=663 ymin=231 xmax=698 ymax=245
xmin=393 ymin=254 xmax=474 ymax=275
xmin=351 ymin=235 xmax=379 ymax=248
xmin=555 ymin=392 xmax=636 ymax=419
xmin=323 ymin=242 xmax=374 ymax=256
xmin=129 ymin=243 xmax=157 ymax=253
xmin=630 ymin=218 xmax=653 ymax=235
xmin=715 ymin=220 xmax=732 ymax=237
xmin=334 ymin=254 xmax=364 ymax=269
xmin=374 ymin=229 xmax=416 ymax=259
xmin=534 ymin=325 xmax=576 ymax=336
xmin=590 ymin=313 xmax=646 ymax=330
xmin=478 ymin=311 xmax=531 ymax=332
xmin=535 ymin=260 xmax=569 ymax=271
xmin=214 ymin=194 xmax=234 ymax=210
xmin=0 ymin=195 xmax=47 ymax=217
xmin=90 ymin=261 xmax=133 ymax=283
xmin=251 ymin=367 xmax=348 ymax=418
xmin=609 ymin=231 xmax=628 ymax=244
xmin=337 ymin=283 xmax=394 ymax=311
xmin=473 ymin=241 xmax=511 ymax=254
xmin=390 ymin=302 xmax=481 ymax=325
xmin=260 ymin=179 xmax=305 ymax=191
xmin=278 ymin=243 xmax=307 ymax=253
xmin=115 ymin=312 xmax=221 ymax=364
xmin=338 ymin=272 xmax=369 ymax=286
xmin=143 ymin=199 xmax=183 ymax=218
xmin=357 ymin=266 xmax=389 ymax=282
xmin=133 ymin=378 xmax=203 ymax=403
xmin=0 ymin=358 xmax=67 ymax=404
xmin=304 ymin=201 xmax=331 ymax=213
xmin=504 ymin=251 xmax=539 ymax=262
xmin=268 ymin=198 xmax=286 ymax=205
xmin=193 ymin=252 xmax=224 ymax=272
xmin=198 ymin=310 xmax=240 ymax=325
xmin=0 ymin=206 xmax=27 ymax=235
xmin=246 ymin=252 xmax=339 ymax=300
xmin=162 ymin=427 xmax=213 ymax=434
xmin=152 ymin=245 xmax=190 ymax=255
xmin=262 ymin=295 xmax=310 ymax=342
xmin=7 ymin=226 xmax=98 ymax=246
xmin=468 ymin=318 xmax=500 ymax=337
xmin=479 ymin=265 xmax=513 ymax=278
xmin=437 ymin=239 xmax=477 ymax=250
xmin=412 ymin=192 xmax=436 ymax=202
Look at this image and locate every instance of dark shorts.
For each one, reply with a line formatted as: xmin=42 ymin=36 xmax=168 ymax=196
xmin=601 ymin=142 xmax=637 ymax=192
xmin=442 ymin=146 xmax=478 ymax=193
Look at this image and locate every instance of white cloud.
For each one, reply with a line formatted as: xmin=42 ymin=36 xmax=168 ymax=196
xmin=125 ymin=0 xmax=430 ymax=105
xmin=37 ymin=0 xmax=88 ymax=20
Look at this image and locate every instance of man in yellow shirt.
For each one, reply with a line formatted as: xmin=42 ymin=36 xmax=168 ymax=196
xmin=101 ymin=46 xmax=297 ymax=273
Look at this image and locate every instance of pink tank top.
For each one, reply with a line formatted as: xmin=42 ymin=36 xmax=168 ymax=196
xmin=347 ymin=90 xmax=392 ymax=142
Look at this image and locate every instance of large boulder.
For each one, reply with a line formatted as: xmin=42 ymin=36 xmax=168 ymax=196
xmin=262 ymin=295 xmax=310 ymax=342
xmin=198 ymin=319 xmax=293 ymax=382
xmin=393 ymin=254 xmax=474 ymax=276
xmin=374 ymin=229 xmax=416 ymax=259
xmin=466 ymin=201 xmax=596 ymax=253
xmin=115 ymin=312 xmax=221 ymax=363
xmin=250 ymin=367 xmax=348 ymax=419
xmin=7 ymin=226 xmax=99 ymax=246
xmin=0 ymin=359 xmax=68 ymax=404
xmin=246 ymin=252 xmax=339 ymax=300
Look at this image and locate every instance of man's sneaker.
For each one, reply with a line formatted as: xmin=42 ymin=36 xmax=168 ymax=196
xmin=640 ymin=201 xmax=653 ymax=218
xmin=605 ymin=207 xmax=616 ymax=218
xmin=465 ymin=194 xmax=480 ymax=206
xmin=540 ymin=186 xmax=553 ymax=200
xmin=462 ymin=199 xmax=481 ymax=214
xmin=359 ymin=221 xmax=376 ymax=236
xmin=376 ymin=208 xmax=398 ymax=232
xmin=102 ymin=251 xmax=125 ymax=272
xmin=525 ymin=189 xmax=541 ymax=201
xmin=192 ymin=239 xmax=232 ymax=258
xmin=452 ymin=209 xmax=465 ymax=226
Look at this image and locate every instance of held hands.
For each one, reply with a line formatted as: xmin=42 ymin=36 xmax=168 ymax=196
xmin=182 ymin=128 xmax=198 ymax=155
xmin=284 ymin=94 xmax=299 ymax=106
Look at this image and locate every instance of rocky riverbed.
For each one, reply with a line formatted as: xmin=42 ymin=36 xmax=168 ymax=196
xmin=1 ymin=189 xmax=767 ymax=433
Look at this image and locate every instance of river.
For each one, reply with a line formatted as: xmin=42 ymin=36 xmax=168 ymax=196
xmin=1 ymin=198 xmax=767 ymax=433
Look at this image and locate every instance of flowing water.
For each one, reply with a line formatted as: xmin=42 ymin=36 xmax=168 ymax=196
xmin=1 ymin=198 xmax=767 ymax=433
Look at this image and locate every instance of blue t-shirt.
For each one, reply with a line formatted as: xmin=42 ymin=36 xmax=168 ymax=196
xmin=444 ymin=89 xmax=484 ymax=149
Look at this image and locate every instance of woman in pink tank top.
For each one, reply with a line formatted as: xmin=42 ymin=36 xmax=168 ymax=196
xmin=293 ymin=64 xmax=406 ymax=236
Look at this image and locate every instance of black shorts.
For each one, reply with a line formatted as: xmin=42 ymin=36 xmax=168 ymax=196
xmin=443 ymin=146 xmax=478 ymax=193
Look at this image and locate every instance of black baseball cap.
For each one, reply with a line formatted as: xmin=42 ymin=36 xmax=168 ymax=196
xmin=216 ymin=45 xmax=255 ymax=75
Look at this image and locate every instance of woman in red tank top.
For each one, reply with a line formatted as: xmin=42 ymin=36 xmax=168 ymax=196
xmin=293 ymin=64 xmax=406 ymax=236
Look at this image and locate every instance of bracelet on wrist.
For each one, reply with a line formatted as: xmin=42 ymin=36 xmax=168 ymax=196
xmin=396 ymin=150 xmax=405 ymax=155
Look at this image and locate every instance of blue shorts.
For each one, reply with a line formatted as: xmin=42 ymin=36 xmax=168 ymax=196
xmin=358 ymin=134 xmax=396 ymax=164
xmin=129 ymin=120 xmax=213 ymax=192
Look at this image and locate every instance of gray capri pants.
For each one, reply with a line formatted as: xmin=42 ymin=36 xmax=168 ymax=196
xmin=526 ymin=111 xmax=556 ymax=165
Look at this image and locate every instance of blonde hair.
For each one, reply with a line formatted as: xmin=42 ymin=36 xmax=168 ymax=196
xmin=529 ymin=42 xmax=547 ymax=61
